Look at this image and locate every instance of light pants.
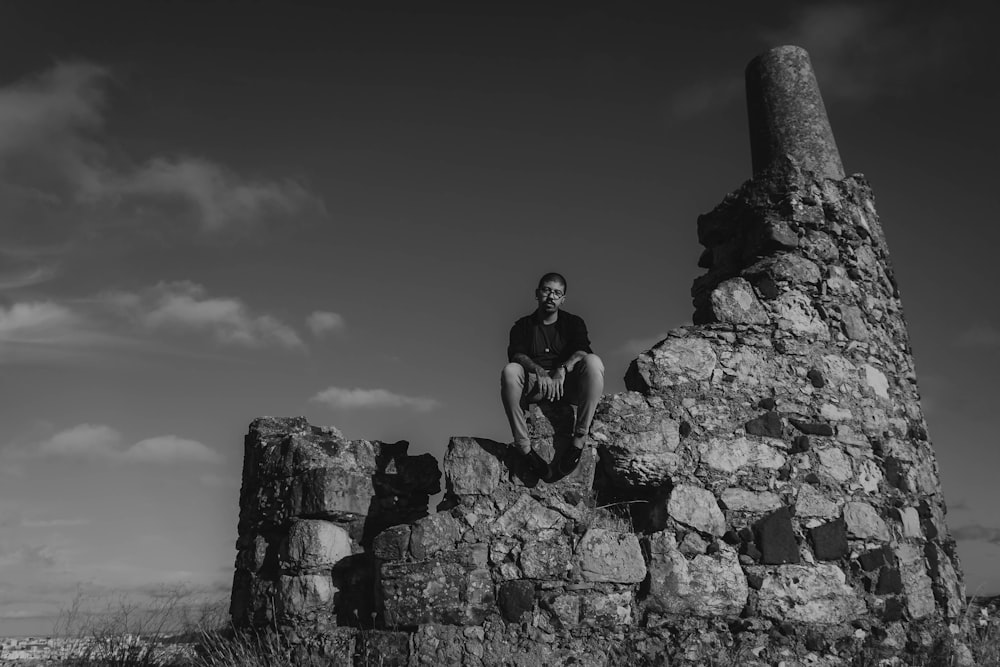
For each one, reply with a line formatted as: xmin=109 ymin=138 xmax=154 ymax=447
xmin=501 ymin=354 xmax=605 ymax=450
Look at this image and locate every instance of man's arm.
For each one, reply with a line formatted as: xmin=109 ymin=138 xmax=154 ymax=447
xmin=511 ymin=352 xmax=548 ymax=376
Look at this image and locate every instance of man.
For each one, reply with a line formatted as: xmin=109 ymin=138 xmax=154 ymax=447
xmin=501 ymin=272 xmax=605 ymax=478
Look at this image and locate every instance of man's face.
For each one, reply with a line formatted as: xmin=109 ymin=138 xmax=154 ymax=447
xmin=535 ymin=280 xmax=566 ymax=314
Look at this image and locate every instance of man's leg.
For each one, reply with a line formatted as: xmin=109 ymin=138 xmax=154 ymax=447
xmin=555 ymin=354 xmax=605 ymax=475
xmin=501 ymin=363 xmax=548 ymax=478
xmin=572 ymin=353 xmax=605 ymax=440
xmin=501 ymin=363 xmax=532 ymax=452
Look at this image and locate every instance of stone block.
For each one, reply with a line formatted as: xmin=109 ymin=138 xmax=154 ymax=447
xmin=876 ymin=568 xmax=903 ymax=595
xmin=710 ymin=278 xmax=768 ymax=324
xmin=575 ymin=529 xmax=646 ymax=583
xmin=795 ymin=485 xmax=840 ymax=518
xmin=379 ymin=546 xmax=493 ymax=626
xmin=277 ymin=573 xmax=336 ymax=617
xmin=757 ymin=563 xmax=865 ymax=624
xmin=702 ymin=437 xmax=785 ymax=473
xmin=773 ymin=291 xmax=828 ymax=337
xmin=595 ymin=398 xmax=682 ymax=487
xmin=668 ymin=484 xmax=726 ymax=536
xmin=896 ymin=543 xmax=935 ymax=619
xmin=281 ymin=519 xmax=352 ymax=570
xmin=816 ymin=447 xmax=852 ymax=482
xmin=521 ymin=536 xmax=572 ymax=579
xmin=844 ymin=502 xmax=889 ymax=541
xmin=409 ymin=512 xmax=462 ymax=560
xmin=498 ymin=580 xmax=535 ymax=622
xmin=895 ymin=507 xmax=922 ymax=538
xmin=372 ymin=525 xmax=411 ymax=561
xmin=646 ymin=531 xmax=748 ymax=617
xmin=789 ymin=419 xmax=834 ymax=436
xmin=810 ymin=518 xmax=847 ymax=560
xmin=627 ymin=335 xmax=718 ymax=392
xmin=442 ymin=437 xmax=505 ymax=497
xmin=491 ymin=494 xmax=566 ymax=536
xmin=548 ymin=594 xmax=581 ymax=628
xmin=754 ymin=507 xmax=799 ymax=564
xmin=290 ymin=467 xmax=375 ymax=520
xmin=580 ymin=591 xmax=633 ymax=626
xmin=744 ymin=412 xmax=783 ymax=438
xmin=721 ymin=488 xmax=783 ymax=513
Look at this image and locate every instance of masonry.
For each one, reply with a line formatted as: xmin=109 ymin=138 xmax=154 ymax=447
xmin=229 ymin=46 xmax=968 ymax=666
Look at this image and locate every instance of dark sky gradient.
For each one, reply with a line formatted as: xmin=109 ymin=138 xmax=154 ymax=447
xmin=1 ymin=2 xmax=999 ymax=634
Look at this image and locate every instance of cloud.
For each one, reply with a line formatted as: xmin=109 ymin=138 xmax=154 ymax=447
xmin=11 ymin=424 xmax=221 ymax=465
xmin=668 ymin=4 xmax=964 ymax=119
xmin=952 ymin=524 xmax=1000 ymax=545
xmin=761 ymin=4 xmax=962 ymax=104
xmin=101 ymin=281 xmax=305 ymax=350
xmin=0 ymin=61 xmax=322 ymax=233
xmin=37 ymin=424 xmax=122 ymax=459
xmin=306 ymin=310 xmax=346 ymax=337
xmin=0 ymin=264 xmax=59 ymax=291
xmin=614 ymin=332 xmax=670 ymax=358
xmin=121 ymin=436 xmax=224 ymax=464
xmin=955 ymin=326 xmax=1000 ymax=348
xmin=311 ymin=386 xmax=441 ymax=412
xmin=0 ymin=301 xmax=83 ymax=344
xmin=666 ymin=78 xmax=743 ymax=121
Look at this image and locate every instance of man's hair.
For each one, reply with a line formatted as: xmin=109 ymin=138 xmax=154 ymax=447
xmin=537 ymin=272 xmax=567 ymax=292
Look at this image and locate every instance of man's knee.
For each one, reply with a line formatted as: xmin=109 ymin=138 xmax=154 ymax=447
xmin=582 ymin=353 xmax=604 ymax=374
xmin=501 ymin=362 xmax=525 ymax=388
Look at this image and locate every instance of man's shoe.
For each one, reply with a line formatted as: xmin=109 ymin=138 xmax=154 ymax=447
xmin=555 ymin=444 xmax=584 ymax=477
xmin=513 ymin=444 xmax=550 ymax=480
xmin=524 ymin=450 xmax=551 ymax=480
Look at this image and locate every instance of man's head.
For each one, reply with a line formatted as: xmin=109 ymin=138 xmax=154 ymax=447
xmin=535 ymin=272 xmax=567 ymax=316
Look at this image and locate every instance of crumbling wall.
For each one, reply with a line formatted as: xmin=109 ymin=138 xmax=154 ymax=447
xmin=229 ymin=46 xmax=969 ymax=667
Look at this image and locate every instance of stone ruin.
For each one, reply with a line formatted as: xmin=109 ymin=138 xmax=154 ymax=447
xmin=229 ymin=46 xmax=969 ymax=666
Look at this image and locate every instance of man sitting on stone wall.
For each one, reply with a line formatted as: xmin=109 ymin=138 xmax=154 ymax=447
xmin=501 ymin=272 xmax=605 ymax=479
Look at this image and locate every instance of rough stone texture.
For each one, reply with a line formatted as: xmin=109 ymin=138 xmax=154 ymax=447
xmin=230 ymin=416 xmax=440 ymax=630
xmin=575 ymin=529 xmax=646 ymax=583
xmin=745 ymin=45 xmax=844 ymax=180
xmin=668 ymin=484 xmax=726 ymax=536
xmin=230 ymin=46 xmax=969 ymax=666
xmin=756 ymin=564 xmax=866 ymax=624
xmin=647 ymin=531 xmax=748 ymax=616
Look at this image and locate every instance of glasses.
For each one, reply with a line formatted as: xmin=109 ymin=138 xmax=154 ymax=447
xmin=538 ymin=287 xmax=564 ymax=298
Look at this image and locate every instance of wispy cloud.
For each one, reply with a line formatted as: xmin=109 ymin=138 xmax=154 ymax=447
xmin=311 ymin=386 xmax=441 ymax=412
xmin=0 ymin=61 xmax=322 ymax=234
xmin=8 ymin=423 xmax=222 ymax=465
xmin=99 ymin=281 xmax=305 ymax=350
xmin=955 ymin=325 xmax=1000 ymax=348
xmin=0 ymin=264 xmax=59 ymax=291
xmin=306 ymin=310 xmax=346 ymax=337
xmin=668 ymin=4 xmax=963 ymax=119
xmin=761 ymin=4 xmax=961 ymax=103
xmin=952 ymin=524 xmax=1000 ymax=545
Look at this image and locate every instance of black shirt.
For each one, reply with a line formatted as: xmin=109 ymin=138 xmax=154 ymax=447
xmin=507 ymin=310 xmax=593 ymax=370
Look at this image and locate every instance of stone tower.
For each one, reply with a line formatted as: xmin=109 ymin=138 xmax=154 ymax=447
xmin=229 ymin=46 xmax=968 ymax=666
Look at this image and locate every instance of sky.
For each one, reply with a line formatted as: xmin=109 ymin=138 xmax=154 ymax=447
xmin=1 ymin=1 xmax=998 ymax=636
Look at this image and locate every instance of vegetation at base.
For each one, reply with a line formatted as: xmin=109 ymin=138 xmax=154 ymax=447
xmin=22 ymin=588 xmax=1000 ymax=666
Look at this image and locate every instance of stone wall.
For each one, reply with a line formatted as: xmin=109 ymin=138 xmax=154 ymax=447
xmin=229 ymin=46 xmax=969 ymax=666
